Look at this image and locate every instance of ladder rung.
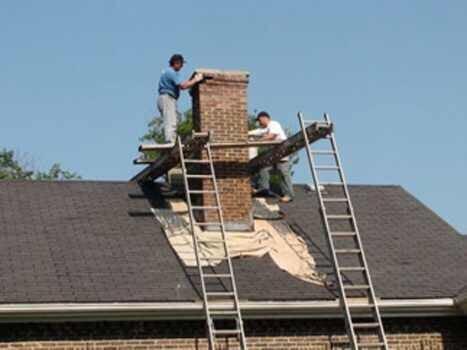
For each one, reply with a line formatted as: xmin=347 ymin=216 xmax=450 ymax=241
xmin=320 ymin=182 xmax=345 ymax=186
xmin=343 ymin=284 xmax=370 ymax=290
xmin=213 ymin=329 xmax=241 ymax=336
xmin=184 ymin=159 xmax=210 ymax=163
xmin=206 ymin=292 xmax=235 ymax=297
xmin=197 ymin=239 xmax=225 ymax=243
xmin=335 ymin=249 xmax=361 ymax=254
xmin=315 ymin=165 xmax=339 ymax=170
xmin=200 ymin=257 xmax=229 ymax=261
xmin=186 ymin=174 xmax=214 ymax=179
xmin=330 ymin=231 xmax=357 ymax=237
xmin=339 ymin=266 xmax=365 ymax=272
xmin=304 ymin=120 xmax=331 ymax=126
xmin=322 ymin=198 xmax=348 ymax=202
xmin=353 ymin=322 xmax=380 ymax=329
xmin=357 ymin=343 xmax=385 ymax=348
xmin=204 ymin=274 xmax=232 ymax=278
xmin=209 ymin=310 xmax=238 ymax=316
xmin=193 ymin=222 xmax=222 ymax=226
xmin=188 ymin=190 xmax=217 ymax=194
xmin=191 ymin=206 xmax=220 ymax=210
xmin=327 ymin=215 xmax=352 ymax=219
xmin=348 ymin=303 xmax=375 ymax=308
xmin=310 ymin=150 xmax=335 ymax=155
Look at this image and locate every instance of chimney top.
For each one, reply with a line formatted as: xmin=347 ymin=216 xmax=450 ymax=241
xmin=193 ymin=68 xmax=250 ymax=82
xmin=194 ymin=68 xmax=249 ymax=76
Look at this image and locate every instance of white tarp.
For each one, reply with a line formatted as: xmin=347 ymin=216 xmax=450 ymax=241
xmin=152 ymin=198 xmax=325 ymax=285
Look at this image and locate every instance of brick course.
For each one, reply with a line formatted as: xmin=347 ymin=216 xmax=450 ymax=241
xmin=191 ymin=69 xmax=253 ymax=231
xmin=0 ymin=317 xmax=465 ymax=349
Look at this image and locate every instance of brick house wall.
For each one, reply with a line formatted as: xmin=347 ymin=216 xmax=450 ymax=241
xmin=191 ymin=69 xmax=253 ymax=231
xmin=0 ymin=317 xmax=465 ymax=349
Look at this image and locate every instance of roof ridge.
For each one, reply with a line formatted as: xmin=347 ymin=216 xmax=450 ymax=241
xmin=0 ymin=179 xmax=130 ymax=184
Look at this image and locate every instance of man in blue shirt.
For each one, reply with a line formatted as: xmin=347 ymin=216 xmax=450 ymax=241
xmin=157 ymin=54 xmax=203 ymax=142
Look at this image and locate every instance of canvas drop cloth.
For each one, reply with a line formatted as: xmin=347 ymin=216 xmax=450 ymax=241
xmin=152 ymin=198 xmax=325 ymax=285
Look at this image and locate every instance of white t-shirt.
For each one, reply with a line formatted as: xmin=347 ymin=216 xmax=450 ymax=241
xmin=249 ymin=120 xmax=287 ymax=141
xmin=248 ymin=120 xmax=288 ymax=161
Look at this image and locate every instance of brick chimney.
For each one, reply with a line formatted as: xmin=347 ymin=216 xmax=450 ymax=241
xmin=191 ymin=69 xmax=253 ymax=231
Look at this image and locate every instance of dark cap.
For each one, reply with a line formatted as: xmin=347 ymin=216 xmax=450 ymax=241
xmin=256 ymin=111 xmax=271 ymax=121
xmin=169 ymin=54 xmax=186 ymax=66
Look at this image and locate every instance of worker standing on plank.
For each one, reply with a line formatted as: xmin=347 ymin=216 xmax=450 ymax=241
xmin=157 ymin=54 xmax=203 ymax=143
xmin=248 ymin=111 xmax=294 ymax=203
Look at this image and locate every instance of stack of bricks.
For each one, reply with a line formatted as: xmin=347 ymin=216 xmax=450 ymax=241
xmin=190 ymin=69 xmax=253 ymax=231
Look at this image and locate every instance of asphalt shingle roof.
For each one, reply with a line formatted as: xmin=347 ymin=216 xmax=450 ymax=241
xmin=457 ymin=286 xmax=467 ymax=302
xmin=0 ymin=180 xmax=466 ymax=303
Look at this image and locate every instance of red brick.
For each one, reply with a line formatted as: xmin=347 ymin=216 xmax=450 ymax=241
xmin=191 ymin=69 xmax=253 ymax=231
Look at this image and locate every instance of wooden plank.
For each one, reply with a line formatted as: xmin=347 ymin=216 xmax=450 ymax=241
xmin=138 ymin=140 xmax=283 ymax=152
xmin=209 ymin=140 xmax=283 ymax=148
xmin=131 ymin=132 xmax=209 ymax=183
xmin=139 ymin=143 xmax=174 ymax=151
xmin=248 ymin=122 xmax=333 ymax=174
xmin=133 ymin=158 xmax=153 ymax=165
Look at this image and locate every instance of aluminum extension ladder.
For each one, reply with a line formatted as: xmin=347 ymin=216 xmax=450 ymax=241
xmin=298 ymin=113 xmax=389 ymax=350
xmin=177 ymin=136 xmax=248 ymax=350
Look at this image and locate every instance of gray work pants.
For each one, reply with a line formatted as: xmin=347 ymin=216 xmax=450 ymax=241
xmin=258 ymin=161 xmax=294 ymax=198
xmin=157 ymin=94 xmax=179 ymax=143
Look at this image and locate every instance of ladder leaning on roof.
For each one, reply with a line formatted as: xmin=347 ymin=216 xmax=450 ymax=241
xmin=177 ymin=136 xmax=248 ymax=350
xmin=298 ymin=113 xmax=389 ymax=350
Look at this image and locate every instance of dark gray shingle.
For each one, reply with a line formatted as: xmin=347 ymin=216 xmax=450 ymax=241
xmin=0 ymin=180 xmax=466 ymax=303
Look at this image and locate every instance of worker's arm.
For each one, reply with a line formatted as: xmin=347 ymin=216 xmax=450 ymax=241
xmin=179 ymin=73 xmax=204 ymax=90
xmin=249 ymin=128 xmax=278 ymax=140
xmin=248 ymin=128 xmax=267 ymax=137
xmin=259 ymin=121 xmax=283 ymax=141
xmin=260 ymin=132 xmax=279 ymax=141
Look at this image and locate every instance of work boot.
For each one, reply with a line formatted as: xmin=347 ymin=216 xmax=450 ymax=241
xmin=279 ymin=195 xmax=293 ymax=203
xmin=253 ymin=188 xmax=276 ymax=198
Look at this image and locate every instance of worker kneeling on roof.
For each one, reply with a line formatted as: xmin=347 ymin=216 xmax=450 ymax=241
xmin=249 ymin=111 xmax=294 ymax=203
xmin=157 ymin=54 xmax=203 ymax=143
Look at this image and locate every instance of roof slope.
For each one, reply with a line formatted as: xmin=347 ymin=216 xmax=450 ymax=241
xmin=0 ymin=180 xmax=466 ymax=303
xmin=457 ymin=286 xmax=467 ymax=302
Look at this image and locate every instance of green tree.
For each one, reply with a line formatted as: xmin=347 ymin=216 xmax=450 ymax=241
xmin=0 ymin=148 xmax=81 ymax=181
xmin=140 ymin=109 xmax=193 ymax=144
xmin=139 ymin=110 xmax=193 ymax=160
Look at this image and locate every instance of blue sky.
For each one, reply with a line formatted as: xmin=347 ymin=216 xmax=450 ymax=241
xmin=1 ymin=1 xmax=466 ymax=233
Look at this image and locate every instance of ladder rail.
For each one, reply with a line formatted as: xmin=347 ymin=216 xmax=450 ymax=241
xmin=205 ymin=143 xmax=248 ymax=349
xmin=298 ymin=113 xmax=359 ymax=348
xmin=324 ymin=113 xmax=388 ymax=347
xmin=177 ymin=137 xmax=216 ymax=348
xmin=179 ymin=136 xmax=247 ymax=350
xmin=298 ymin=112 xmax=389 ymax=350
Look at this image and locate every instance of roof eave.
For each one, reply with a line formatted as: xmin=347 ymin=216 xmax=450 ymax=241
xmin=0 ymin=298 xmax=461 ymax=322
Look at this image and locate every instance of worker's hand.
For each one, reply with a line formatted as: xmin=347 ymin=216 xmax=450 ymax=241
xmin=194 ymin=73 xmax=204 ymax=83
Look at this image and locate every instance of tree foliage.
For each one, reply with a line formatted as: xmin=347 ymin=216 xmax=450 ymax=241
xmin=140 ymin=110 xmax=193 ymax=144
xmin=139 ymin=110 xmax=193 ymax=160
xmin=0 ymin=148 xmax=81 ymax=181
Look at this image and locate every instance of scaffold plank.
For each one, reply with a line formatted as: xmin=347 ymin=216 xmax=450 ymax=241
xmin=131 ymin=132 xmax=209 ymax=182
xmin=248 ymin=122 xmax=332 ymax=173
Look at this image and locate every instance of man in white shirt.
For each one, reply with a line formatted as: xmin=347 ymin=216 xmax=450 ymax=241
xmin=248 ymin=111 xmax=294 ymax=202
